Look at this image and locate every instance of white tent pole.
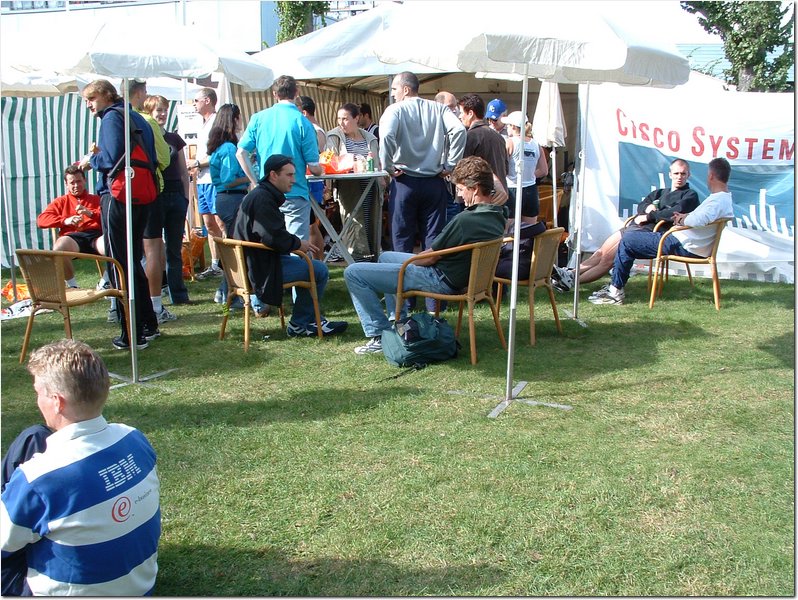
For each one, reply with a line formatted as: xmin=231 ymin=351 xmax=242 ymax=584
xmin=551 ymin=147 xmax=558 ymax=228
xmin=571 ymin=82 xmax=590 ymax=320
xmin=501 ymin=63 xmax=529 ymax=404
xmin=123 ymin=80 xmax=139 ymax=381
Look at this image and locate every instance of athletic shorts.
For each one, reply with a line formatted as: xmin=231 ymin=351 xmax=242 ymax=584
xmin=197 ymin=183 xmax=217 ymax=215
xmin=506 ymin=184 xmax=540 ymax=218
xmin=309 ymin=180 xmax=325 ymax=204
xmin=64 ymin=230 xmax=102 ymax=254
xmin=143 ymin=196 xmax=164 ymax=239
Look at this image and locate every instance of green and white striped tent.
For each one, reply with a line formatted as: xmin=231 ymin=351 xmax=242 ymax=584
xmin=1 ymin=93 xmax=179 ymax=268
xmin=2 ymin=94 xmax=99 ymax=267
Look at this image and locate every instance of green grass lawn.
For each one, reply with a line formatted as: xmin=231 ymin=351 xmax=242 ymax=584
xmin=1 ymin=261 xmax=794 ymax=596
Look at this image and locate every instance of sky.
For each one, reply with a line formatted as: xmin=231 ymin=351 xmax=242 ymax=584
xmin=591 ymin=1 xmax=723 ymax=45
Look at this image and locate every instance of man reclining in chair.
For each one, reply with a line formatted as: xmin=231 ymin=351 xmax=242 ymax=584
xmin=36 ymin=165 xmax=104 ymax=288
xmin=553 ymin=158 xmax=699 ymax=294
xmin=589 ymin=157 xmax=734 ymax=306
xmin=344 ymin=156 xmax=507 ymax=355
xmin=232 ymin=154 xmax=348 ymax=337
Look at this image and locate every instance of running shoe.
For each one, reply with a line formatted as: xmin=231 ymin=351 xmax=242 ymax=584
xmin=354 ymin=337 xmax=383 ymax=354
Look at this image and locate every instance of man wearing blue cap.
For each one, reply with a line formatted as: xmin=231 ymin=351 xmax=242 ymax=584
xmin=486 ymin=98 xmax=509 ymax=138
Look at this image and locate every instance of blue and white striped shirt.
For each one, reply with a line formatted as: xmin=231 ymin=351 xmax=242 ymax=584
xmin=1 ymin=416 xmax=160 ymax=596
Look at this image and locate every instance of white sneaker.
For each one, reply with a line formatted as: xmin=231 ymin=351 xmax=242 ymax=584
xmin=327 ymin=247 xmax=344 ymax=262
xmin=553 ymin=265 xmax=574 ymax=290
xmin=588 ymin=284 xmax=611 ymax=300
xmin=196 ymin=264 xmax=223 ymax=280
xmin=354 ymin=336 xmax=383 ymax=354
xmin=588 ymin=286 xmax=625 ymax=305
xmin=157 ymin=307 xmax=178 ymax=323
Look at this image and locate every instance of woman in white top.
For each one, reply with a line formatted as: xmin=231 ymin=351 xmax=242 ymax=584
xmin=504 ymin=110 xmax=548 ymax=224
xmin=325 ymin=103 xmax=381 ymax=262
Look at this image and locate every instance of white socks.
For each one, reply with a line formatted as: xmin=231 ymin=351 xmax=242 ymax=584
xmin=151 ymin=296 xmax=163 ymax=313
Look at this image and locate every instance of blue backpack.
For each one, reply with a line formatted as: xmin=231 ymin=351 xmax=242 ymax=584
xmin=381 ymin=312 xmax=459 ymax=368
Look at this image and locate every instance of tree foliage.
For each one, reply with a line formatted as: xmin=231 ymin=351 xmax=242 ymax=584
xmin=681 ymin=1 xmax=794 ymax=91
xmin=275 ymin=1 xmax=330 ymax=44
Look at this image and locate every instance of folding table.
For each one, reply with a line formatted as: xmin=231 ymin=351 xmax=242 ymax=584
xmin=308 ymin=171 xmax=388 ymax=265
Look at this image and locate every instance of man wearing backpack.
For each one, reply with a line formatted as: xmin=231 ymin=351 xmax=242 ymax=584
xmin=344 ymin=156 xmax=506 ymax=355
xmin=79 ymin=79 xmax=160 ymax=350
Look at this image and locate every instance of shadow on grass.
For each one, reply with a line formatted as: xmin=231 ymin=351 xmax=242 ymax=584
xmin=459 ymin=312 xmax=709 ymax=382
xmin=639 ymin=276 xmax=795 ymax=309
xmin=757 ymin=331 xmax=795 ymax=369
xmin=107 ymin=385 xmax=415 ymax=432
xmin=155 ymin=543 xmax=508 ymax=596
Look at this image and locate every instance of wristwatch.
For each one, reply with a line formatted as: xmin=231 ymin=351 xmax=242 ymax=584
xmin=194 ymin=159 xmax=200 ymax=169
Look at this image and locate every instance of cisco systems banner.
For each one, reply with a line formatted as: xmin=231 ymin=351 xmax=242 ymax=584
xmin=579 ymin=74 xmax=794 ymax=283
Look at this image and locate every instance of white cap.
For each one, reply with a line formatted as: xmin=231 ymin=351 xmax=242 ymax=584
xmin=502 ymin=110 xmax=526 ymax=128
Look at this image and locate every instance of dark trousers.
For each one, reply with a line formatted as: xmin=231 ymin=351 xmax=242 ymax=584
xmin=389 ymin=174 xmax=449 ymax=312
xmin=389 ymin=173 xmax=449 ymax=253
xmin=101 ymin=194 xmax=157 ymax=341
xmin=2 ymin=424 xmax=52 ymax=596
xmin=161 ymin=191 xmax=190 ymax=304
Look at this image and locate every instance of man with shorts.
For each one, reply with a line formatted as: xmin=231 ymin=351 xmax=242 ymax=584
xmin=37 ymin=165 xmax=104 ymax=288
xmin=189 ymin=87 xmax=225 ymax=280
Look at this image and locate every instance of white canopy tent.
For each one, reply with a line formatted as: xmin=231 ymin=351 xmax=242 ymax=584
xmin=2 ymin=19 xmax=274 ymax=383
xmin=250 ymin=2 xmax=446 ymax=92
xmin=375 ymin=0 xmax=690 ymax=416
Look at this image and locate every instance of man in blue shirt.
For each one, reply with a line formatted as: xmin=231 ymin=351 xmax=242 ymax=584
xmin=236 ymin=75 xmax=322 ymax=241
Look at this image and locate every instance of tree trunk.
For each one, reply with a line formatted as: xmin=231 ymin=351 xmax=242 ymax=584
xmin=303 ymin=11 xmax=314 ymax=36
xmin=737 ymin=66 xmax=755 ymax=92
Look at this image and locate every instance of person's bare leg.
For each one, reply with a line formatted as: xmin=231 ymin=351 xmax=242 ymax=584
xmin=578 ymin=230 xmax=622 ymax=284
xmin=53 ymin=236 xmax=80 ymax=280
xmin=201 ymin=213 xmax=223 ymax=261
xmin=93 ymin=236 xmax=105 ymax=257
xmin=309 ymin=221 xmax=325 ymax=260
xmin=144 ymin=238 xmax=166 ymax=298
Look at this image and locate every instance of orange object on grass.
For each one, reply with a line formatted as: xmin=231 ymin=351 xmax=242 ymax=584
xmin=2 ymin=280 xmax=30 ymax=302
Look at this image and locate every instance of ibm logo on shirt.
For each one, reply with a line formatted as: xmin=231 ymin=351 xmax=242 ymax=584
xmin=97 ymin=453 xmax=143 ymax=492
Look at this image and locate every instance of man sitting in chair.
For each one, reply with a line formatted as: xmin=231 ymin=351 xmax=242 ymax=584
xmin=589 ymin=157 xmax=734 ymax=306
xmin=344 ymin=156 xmax=507 ymax=355
xmin=232 ymin=154 xmax=348 ymax=337
xmin=36 ymin=165 xmax=104 ymax=288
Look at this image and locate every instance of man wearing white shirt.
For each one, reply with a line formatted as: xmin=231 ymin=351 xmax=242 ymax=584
xmin=590 ymin=157 xmax=734 ymax=305
xmin=189 ymin=87 xmax=224 ymax=279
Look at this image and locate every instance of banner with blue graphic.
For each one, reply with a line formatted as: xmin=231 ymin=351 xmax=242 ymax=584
xmin=580 ymin=73 xmax=794 ymax=283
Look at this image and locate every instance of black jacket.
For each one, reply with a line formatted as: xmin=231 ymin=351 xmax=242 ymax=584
xmin=232 ymin=180 xmax=301 ymax=306
xmin=633 ymin=184 xmax=700 ymax=228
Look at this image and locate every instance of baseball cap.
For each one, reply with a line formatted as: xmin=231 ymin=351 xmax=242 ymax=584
xmin=485 ymin=99 xmax=507 ymax=121
xmin=502 ymin=111 xmax=526 ymax=129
